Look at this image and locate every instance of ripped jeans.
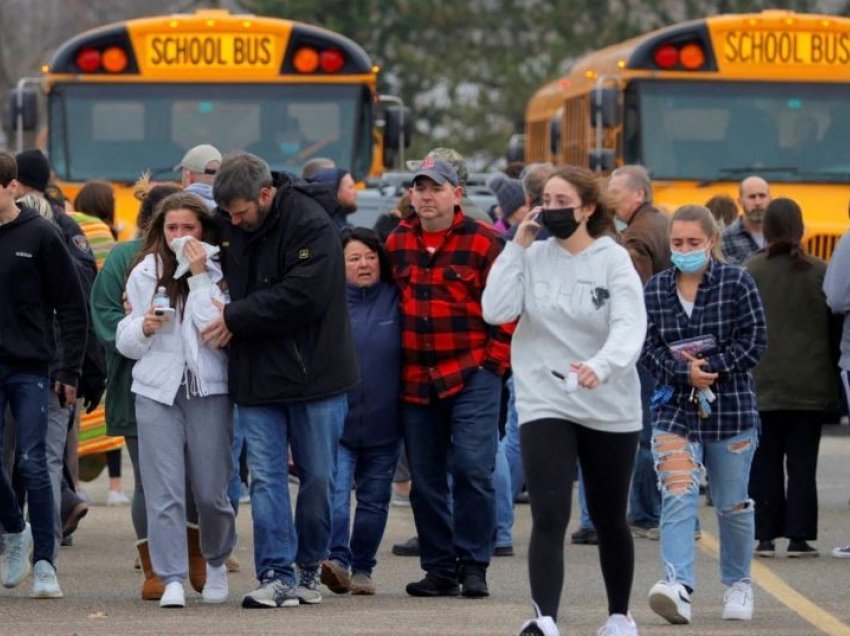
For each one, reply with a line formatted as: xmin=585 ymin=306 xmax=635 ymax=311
xmin=652 ymin=427 xmax=757 ymax=591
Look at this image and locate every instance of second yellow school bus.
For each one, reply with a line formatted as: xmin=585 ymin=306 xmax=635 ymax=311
xmin=525 ymin=10 xmax=850 ymax=259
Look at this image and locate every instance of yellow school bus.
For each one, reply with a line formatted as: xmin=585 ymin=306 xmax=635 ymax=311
xmin=525 ymin=10 xmax=850 ymax=259
xmin=14 ymin=9 xmax=402 ymax=239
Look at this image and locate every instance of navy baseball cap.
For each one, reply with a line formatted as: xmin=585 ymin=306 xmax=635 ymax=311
xmin=412 ymin=157 xmax=459 ymax=187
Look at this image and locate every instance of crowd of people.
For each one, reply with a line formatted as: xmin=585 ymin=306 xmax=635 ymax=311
xmin=0 ymin=144 xmax=848 ymax=636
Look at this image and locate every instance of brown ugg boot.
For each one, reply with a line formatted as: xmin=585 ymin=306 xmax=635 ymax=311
xmin=136 ymin=539 xmax=165 ymax=600
xmin=187 ymin=524 xmax=206 ymax=593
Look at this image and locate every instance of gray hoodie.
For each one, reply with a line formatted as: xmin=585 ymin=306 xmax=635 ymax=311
xmin=824 ymin=229 xmax=850 ymax=370
xmin=185 ymin=182 xmax=216 ymax=211
xmin=483 ymin=236 xmax=646 ymax=432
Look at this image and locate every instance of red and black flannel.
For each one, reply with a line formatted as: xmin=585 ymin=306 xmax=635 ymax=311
xmin=385 ymin=210 xmax=513 ymax=404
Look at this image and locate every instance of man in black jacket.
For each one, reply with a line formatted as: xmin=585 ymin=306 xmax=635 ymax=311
xmin=0 ymin=152 xmax=87 ymax=598
xmin=205 ymin=152 xmax=358 ymax=609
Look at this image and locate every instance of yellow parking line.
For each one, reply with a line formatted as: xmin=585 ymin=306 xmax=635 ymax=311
xmin=698 ymin=531 xmax=850 ymax=636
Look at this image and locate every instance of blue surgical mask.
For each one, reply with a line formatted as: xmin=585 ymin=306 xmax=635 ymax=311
xmin=671 ymin=249 xmax=708 ymax=274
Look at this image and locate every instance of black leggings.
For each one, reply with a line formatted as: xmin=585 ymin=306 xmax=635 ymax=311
xmin=520 ymin=418 xmax=639 ymax=619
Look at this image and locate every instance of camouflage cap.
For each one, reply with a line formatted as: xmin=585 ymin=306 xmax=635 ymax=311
xmin=406 ymin=147 xmax=468 ymax=185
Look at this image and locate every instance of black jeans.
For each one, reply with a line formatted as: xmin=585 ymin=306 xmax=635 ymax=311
xmin=520 ymin=418 xmax=638 ymax=620
xmin=749 ymin=410 xmax=823 ymax=541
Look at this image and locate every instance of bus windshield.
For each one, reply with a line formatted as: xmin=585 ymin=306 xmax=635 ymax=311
xmin=631 ymin=80 xmax=850 ymax=183
xmin=48 ymin=83 xmax=370 ymax=183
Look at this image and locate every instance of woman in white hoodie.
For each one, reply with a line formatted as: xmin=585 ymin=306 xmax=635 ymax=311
xmin=116 ymin=192 xmax=235 ymax=608
xmin=483 ymin=166 xmax=646 ymax=636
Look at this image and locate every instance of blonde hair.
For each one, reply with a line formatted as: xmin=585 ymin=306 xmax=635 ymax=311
xmin=17 ymin=193 xmax=55 ymax=224
xmin=671 ymin=204 xmax=724 ymax=260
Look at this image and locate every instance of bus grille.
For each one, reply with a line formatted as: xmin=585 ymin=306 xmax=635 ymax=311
xmin=805 ymin=234 xmax=839 ymax=261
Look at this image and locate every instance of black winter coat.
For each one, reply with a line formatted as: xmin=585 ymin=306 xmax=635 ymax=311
xmin=218 ymin=174 xmax=359 ymax=405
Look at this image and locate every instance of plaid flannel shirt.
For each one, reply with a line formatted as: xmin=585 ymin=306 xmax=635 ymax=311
xmin=386 ymin=210 xmax=513 ymax=404
xmin=721 ymin=218 xmax=761 ymax=265
xmin=641 ymin=258 xmax=767 ymax=441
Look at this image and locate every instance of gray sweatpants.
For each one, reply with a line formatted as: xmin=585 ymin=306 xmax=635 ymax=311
xmin=136 ymin=391 xmax=235 ymax=585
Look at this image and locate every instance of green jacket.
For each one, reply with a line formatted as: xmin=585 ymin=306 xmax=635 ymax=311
xmin=91 ymin=240 xmax=141 ymax=437
xmin=746 ymin=251 xmax=840 ymax=413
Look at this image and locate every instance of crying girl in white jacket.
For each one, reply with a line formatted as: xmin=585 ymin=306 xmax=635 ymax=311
xmin=116 ymin=192 xmax=235 ymax=608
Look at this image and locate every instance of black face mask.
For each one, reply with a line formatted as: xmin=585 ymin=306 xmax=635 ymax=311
xmin=541 ymin=207 xmax=580 ymax=239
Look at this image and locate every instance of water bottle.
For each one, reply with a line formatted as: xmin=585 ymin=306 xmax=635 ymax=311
xmin=152 ymin=286 xmax=170 ymax=310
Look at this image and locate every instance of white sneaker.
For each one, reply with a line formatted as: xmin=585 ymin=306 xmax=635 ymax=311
xmin=722 ymin=581 xmax=753 ymax=620
xmin=31 ymin=560 xmax=63 ymax=598
xmin=598 ymin=613 xmax=638 ymax=636
xmin=107 ymin=490 xmax=131 ymax=506
xmin=203 ymin=563 xmax=229 ymax=604
xmin=648 ymin=580 xmax=692 ymax=624
xmin=831 ymin=544 xmax=850 ymax=558
xmin=159 ymin=581 xmax=186 ymax=608
xmin=518 ymin=615 xmax=560 ymax=635
xmin=1 ymin=522 xmax=33 ymax=588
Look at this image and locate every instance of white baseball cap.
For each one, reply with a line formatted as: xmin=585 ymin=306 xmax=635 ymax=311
xmin=174 ymin=144 xmax=222 ymax=174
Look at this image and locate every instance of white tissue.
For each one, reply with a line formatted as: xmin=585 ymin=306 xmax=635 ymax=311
xmin=170 ymin=236 xmax=220 ymax=279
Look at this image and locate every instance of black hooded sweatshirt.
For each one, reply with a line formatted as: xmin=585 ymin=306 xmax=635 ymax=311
xmin=0 ymin=207 xmax=87 ymax=385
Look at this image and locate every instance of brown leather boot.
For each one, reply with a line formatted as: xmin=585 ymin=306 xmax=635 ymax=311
xmin=187 ymin=524 xmax=206 ymax=593
xmin=136 ymin=539 xmax=164 ymax=600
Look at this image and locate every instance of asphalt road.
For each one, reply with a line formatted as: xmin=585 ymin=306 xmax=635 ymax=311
xmin=3 ymin=426 xmax=850 ymax=635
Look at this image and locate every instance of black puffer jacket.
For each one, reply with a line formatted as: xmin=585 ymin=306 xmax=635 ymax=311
xmin=218 ymin=173 xmax=359 ymax=405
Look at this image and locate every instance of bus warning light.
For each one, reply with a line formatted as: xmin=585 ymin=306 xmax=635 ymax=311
xmin=320 ymin=49 xmax=345 ymax=73
xmin=653 ymin=44 xmax=678 ymax=69
xmin=680 ymin=43 xmax=705 ymax=69
xmin=102 ymin=47 xmax=128 ymax=73
xmin=294 ymin=47 xmax=320 ymax=73
xmin=76 ymin=48 xmax=101 ymax=73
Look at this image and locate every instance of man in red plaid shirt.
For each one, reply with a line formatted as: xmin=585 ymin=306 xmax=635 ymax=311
xmin=385 ymin=157 xmax=511 ymax=599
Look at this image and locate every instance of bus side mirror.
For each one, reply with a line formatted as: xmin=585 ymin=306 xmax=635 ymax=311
xmin=384 ymin=106 xmax=413 ymax=150
xmin=588 ymin=149 xmax=616 ymax=172
xmin=5 ymin=88 xmax=38 ymax=133
xmin=590 ymin=87 xmax=618 ymax=129
xmin=507 ymin=134 xmax=525 ymax=163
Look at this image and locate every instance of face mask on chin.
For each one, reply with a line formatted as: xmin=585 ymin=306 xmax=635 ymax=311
xmin=540 ymin=207 xmax=580 ymax=240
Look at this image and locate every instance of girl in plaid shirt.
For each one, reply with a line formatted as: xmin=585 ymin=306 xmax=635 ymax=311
xmin=642 ymin=205 xmax=766 ymax=626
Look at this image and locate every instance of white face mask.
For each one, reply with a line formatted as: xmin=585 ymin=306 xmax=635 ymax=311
xmin=614 ymin=218 xmax=628 ymax=233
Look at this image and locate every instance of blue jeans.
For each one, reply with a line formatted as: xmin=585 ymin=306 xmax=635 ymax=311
xmin=227 ymin=406 xmax=245 ymax=514
xmin=329 ymin=440 xmax=401 ymax=575
xmin=577 ymin=465 xmax=594 ymax=531
xmin=493 ymin=442 xmax=514 ymax=548
xmin=403 ymin=368 xmax=501 ymax=579
xmin=503 ymin=377 xmax=524 ymax=500
xmin=652 ymin=427 xmax=757 ymax=591
xmin=0 ymin=364 xmax=54 ymax=564
xmin=240 ymin=393 xmax=347 ymax=585
xmin=628 ymin=365 xmax=661 ymax=528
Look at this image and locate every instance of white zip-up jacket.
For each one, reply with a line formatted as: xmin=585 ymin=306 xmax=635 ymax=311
xmin=116 ymin=253 xmax=228 ymax=406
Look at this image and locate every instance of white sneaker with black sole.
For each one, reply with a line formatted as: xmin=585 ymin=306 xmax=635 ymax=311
xmin=242 ymin=577 xmax=299 ymax=608
xmin=722 ymin=581 xmax=753 ymax=620
xmin=648 ymin=580 xmax=692 ymax=624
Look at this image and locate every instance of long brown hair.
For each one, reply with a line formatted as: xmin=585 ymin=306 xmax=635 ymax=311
xmin=74 ymin=180 xmax=116 ymax=237
xmin=130 ymin=192 xmax=219 ymax=313
xmin=764 ymin=197 xmax=811 ymax=270
xmin=546 ymin=166 xmax=615 ymax=238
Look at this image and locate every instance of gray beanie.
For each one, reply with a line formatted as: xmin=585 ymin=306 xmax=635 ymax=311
xmin=487 ymin=174 xmax=525 ymax=219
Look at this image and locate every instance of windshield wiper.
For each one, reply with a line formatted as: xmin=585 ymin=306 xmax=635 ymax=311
xmin=698 ymin=166 xmax=798 ymax=187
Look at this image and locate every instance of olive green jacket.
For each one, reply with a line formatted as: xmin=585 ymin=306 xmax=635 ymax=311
xmin=746 ymin=251 xmax=840 ymax=413
xmin=91 ymin=240 xmax=141 ymax=437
